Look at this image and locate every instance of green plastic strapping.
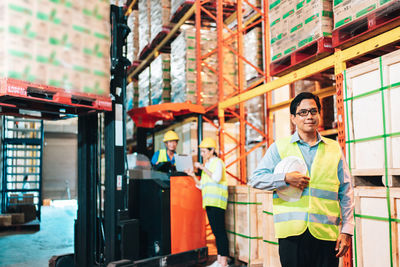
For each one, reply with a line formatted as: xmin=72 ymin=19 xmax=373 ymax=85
xmin=227 ymin=201 xmax=261 ymax=205
xmin=343 ymin=81 xmax=400 ymax=102
xmin=263 ymin=210 xmax=273 ymax=215
xmin=355 ymin=213 xmax=396 ymax=222
xmin=380 ymin=56 xmax=394 ymax=267
xmin=248 ymin=186 xmax=251 ymax=265
xmin=346 ymin=132 xmax=400 ymax=144
xmin=263 ymin=239 xmax=279 ymax=245
xmin=226 ymin=230 xmax=262 ymax=240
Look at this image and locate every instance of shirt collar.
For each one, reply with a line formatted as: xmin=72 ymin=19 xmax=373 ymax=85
xmin=290 ymin=131 xmax=325 ymax=144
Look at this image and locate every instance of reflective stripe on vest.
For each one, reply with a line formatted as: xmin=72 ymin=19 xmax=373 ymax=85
xmin=156 ymin=149 xmax=168 ymax=164
xmin=200 ymin=157 xmax=228 ymax=210
xmin=273 ymin=136 xmax=342 ymax=241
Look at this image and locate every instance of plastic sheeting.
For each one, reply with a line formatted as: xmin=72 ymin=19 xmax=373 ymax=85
xmin=139 ymin=0 xmax=151 ymax=53
xmin=170 ymin=26 xmax=218 ymax=107
xmin=127 ymin=10 xmax=139 ymax=62
xmin=139 ymin=67 xmax=150 ymax=107
xmin=150 ymin=54 xmax=171 ymax=105
xmin=151 ymin=0 xmax=172 ymax=42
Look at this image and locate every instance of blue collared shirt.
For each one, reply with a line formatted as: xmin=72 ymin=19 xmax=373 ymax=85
xmin=248 ymin=131 xmax=354 ymax=235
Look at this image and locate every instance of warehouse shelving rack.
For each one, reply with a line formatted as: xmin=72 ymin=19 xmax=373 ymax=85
xmin=218 ymin=24 xmax=400 ymax=267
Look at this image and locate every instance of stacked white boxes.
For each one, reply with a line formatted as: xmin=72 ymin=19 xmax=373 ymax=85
xmin=0 ymin=0 xmax=111 ymax=96
xmin=269 ymin=0 xmax=333 ymax=62
xmin=150 ymin=54 xmax=171 ymax=105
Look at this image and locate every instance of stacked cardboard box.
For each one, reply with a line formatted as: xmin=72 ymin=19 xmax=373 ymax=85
xmin=138 ymin=66 xmax=150 ymax=107
xmin=151 ymin=0 xmax=172 ymax=42
xmin=245 ymin=96 xmax=265 ymax=144
xmin=333 ymin=0 xmax=396 ymax=29
xmin=171 ymin=26 xmax=218 ymax=107
xmin=150 ymin=53 xmax=171 ymax=105
xmin=269 ymin=0 xmax=333 ymax=62
xmin=138 ymin=0 xmax=151 ymax=53
xmin=0 ymin=0 xmax=111 ymax=96
xmin=127 ymin=10 xmax=139 ymax=63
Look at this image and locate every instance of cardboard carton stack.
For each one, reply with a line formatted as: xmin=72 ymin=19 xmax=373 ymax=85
xmin=138 ymin=0 xmax=151 ymax=53
xmin=333 ymin=0 xmax=396 ymax=29
xmin=170 ymin=26 xmax=218 ymax=107
xmin=150 ymin=54 xmax=171 ymax=105
xmin=0 ymin=0 xmax=111 ymax=96
xmin=138 ymin=66 xmax=150 ymax=107
xmin=151 ymin=0 xmax=172 ymax=42
xmin=127 ymin=10 xmax=139 ymax=63
xmin=269 ymin=0 xmax=333 ymax=63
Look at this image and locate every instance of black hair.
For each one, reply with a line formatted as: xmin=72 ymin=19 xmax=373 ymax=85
xmin=207 ymin=147 xmax=218 ymax=157
xmin=290 ymin=92 xmax=321 ymax=115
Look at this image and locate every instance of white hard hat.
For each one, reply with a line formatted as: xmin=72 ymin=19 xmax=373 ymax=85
xmin=274 ymin=156 xmax=308 ymax=202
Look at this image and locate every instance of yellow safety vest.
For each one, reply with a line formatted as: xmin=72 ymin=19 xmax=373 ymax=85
xmin=274 ymin=136 xmax=342 ymax=241
xmin=156 ymin=149 xmax=169 ymax=164
xmin=200 ymin=157 xmax=228 ymax=210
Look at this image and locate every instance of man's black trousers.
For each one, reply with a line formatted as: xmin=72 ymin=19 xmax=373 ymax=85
xmin=278 ymin=229 xmax=339 ymax=267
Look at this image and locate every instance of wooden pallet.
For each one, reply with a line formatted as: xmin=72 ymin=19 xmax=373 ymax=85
xmin=270 ymin=37 xmax=333 ymax=77
xmin=352 ymin=168 xmax=400 ymax=187
xmin=332 ymin=1 xmax=400 ymax=48
xmin=0 ymin=78 xmax=112 ymax=119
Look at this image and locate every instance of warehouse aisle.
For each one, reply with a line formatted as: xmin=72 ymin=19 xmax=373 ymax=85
xmin=0 ymin=201 xmax=76 ymax=267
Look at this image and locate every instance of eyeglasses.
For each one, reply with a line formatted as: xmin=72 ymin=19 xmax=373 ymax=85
xmin=296 ymin=108 xmax=318 ymax=117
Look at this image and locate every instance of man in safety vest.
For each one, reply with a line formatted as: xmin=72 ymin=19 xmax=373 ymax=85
xmin=249 ymin=92 xmax=354 ymax=267
xmin=151 ymin=130 xmax=179 ymax=173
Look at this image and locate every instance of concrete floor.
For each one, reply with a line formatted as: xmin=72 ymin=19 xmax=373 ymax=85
xmin=0 ymin=200 xmax=76 ymax=267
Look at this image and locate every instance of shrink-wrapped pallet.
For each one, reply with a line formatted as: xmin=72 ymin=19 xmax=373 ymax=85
xmin=170 ymin=26 xmax=218 ymax=107
xmin=244 ymin=27 xmax=263 ymax=82
xmin=0 ymin=0 xmax=111 ymax=96
xmin=150 ymin=54 xmax=171 ymax=105
xmin=138 ymin=67 xmax=150 ymax=107
xmin=150 ymin=0 xmax=172 ymax=42
xmin=127 ymin=10 xmax=139 ymax=62
xmin=138 ymin=0 xmax=151 ymax=53
xmin=269 ymin=0 xmax=333 ymax=62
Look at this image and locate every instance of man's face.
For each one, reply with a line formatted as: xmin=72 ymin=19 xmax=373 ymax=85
xmin=165 ymin=140 xmax=178 ymax=152
xmin=290 ymin=98 xmax=320 ymax=134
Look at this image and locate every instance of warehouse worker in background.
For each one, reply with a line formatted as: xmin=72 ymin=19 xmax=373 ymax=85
xmin=248 ymin=92 xmax=354 ymax=267
xmin=185 ymin=138 xmax=229 ymax=267
xmin=151 ymin=130 xmax=179 ymax=173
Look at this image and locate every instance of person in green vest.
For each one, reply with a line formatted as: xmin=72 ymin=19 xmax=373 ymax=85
xmin=185 ymin=137 xmax=229 ymax=267
xmin=151 ymin=130 xmax=179 ymax=173
xmin=249 ymin=92 xmax=354 ymax=267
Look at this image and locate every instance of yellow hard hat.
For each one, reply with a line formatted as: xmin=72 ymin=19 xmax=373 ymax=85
xmin=163 ymin=130 xmax=179 ymax=142
xmin=199 ymin=137 xmax=217 ymax=149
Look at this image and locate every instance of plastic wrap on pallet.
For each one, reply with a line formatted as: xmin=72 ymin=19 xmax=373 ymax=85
xmin=171 ymin=26 xmax=218 ymax=106
xmin=151 ymin=0 xmax=171 ymax=42
xmin=243 ymin=0 xmax=262 ymax=20
xmin=139 ymin=0 xmax=151 ymax=53
xmin=150 ymin=54 xmax=171 ymax=105
xmin=0 ymin=0 xmax=111 ymax=97
xmin=127 ymin=10 xmax=139 ymax=62
xmin=138 ymin=67 xmax=150 ymax=107
xmin=133 ymin=80 xmax=139 ymax=108
xmin=333 ymin=0 xmax=381 ymax=29
xmin=245 ymin=96 xmax=264 ymax=144
xmin=269 ymin=0 xmax=333 ymax=62
xmin=127 ymin=82 xmax=134 ymax=111
xmin=244 ymin=27 xmax=263 ymax=82
xmin=170 ymin=0 xmax=186 ymax=20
